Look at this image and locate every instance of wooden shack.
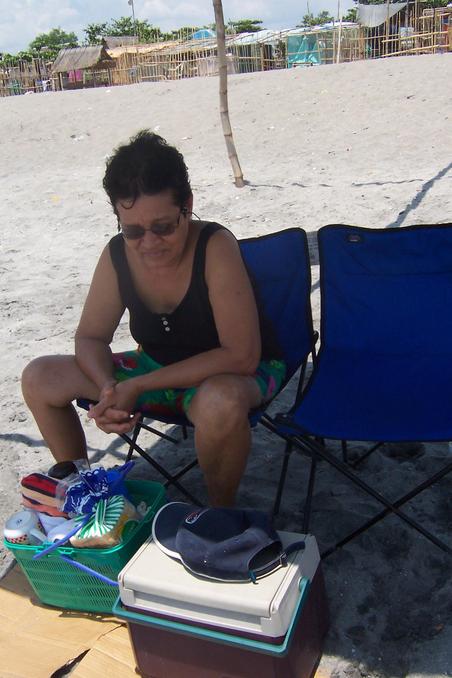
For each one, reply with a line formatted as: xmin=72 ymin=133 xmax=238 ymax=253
xmin=52 ymin=44 xmax=115 ymax=90
xmin=0 ymin=57 xmax=52 ymax=96
xmin=107 ymin=41 xmax=183 ymax=84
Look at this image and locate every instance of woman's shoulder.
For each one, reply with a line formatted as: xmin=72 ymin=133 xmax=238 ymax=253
xmin=108 ymin=232 xmax=124 ymax=252
xmin=107 ymin=233 xmax=126 ymax=268
xmin=200 ymin=223 xmax=242 ymax=273
xmin=195 ymin=222 xmax=239 ymax=266
xmin=198 ymin=220 xmax=227 ymax=235
xmin=198 ymin=221 xmax=236 ymax=246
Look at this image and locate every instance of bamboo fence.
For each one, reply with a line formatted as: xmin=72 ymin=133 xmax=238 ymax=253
xmin=0 ymin=57 xmax=54 ymax=97
xmin=1 ymin=7 xmax=450 ymax=97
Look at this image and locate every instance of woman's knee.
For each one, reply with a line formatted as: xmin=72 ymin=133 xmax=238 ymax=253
xmin=188 ymin=375 xmax=253 ymax=427
xmin=22 ymin=356 xmax=54 ymax=399
xmin=22 ymin=355 xmax=79 ymax=404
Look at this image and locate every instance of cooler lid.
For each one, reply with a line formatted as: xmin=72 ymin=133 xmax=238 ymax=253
xmin=118 ymin=531 xmax=320 ymax=637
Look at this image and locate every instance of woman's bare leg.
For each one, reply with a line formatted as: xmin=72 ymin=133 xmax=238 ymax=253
xmin=187 ymin=374 xmax=262 ymax=507
xmin=21 ymin=355 xmax=100 ymax=462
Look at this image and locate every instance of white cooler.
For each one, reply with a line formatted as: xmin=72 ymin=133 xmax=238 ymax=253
xmin=114 ymin=531 xmax=329 ymax=678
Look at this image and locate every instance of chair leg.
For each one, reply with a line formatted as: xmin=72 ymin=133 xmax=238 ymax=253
xmin=273 ymin=440 xmax=293 ymax=516
xmin=294 ymin=435 xmax=452 ymax=556
xmin=340 ymin=440 xmax=385 ymax=469
xmin=169 ymin=458 xmax=199 ymax=483
xmin=302 ymin=455 xmax=317 ymax=534
xmin=126 ymin=416 xmax=144 ymax=463
xmin=138 ymin=420 xmax=180 ymax=445
xmin=350 ymin=441 xmax=384 ymax=469
xmin=341 ymin=440 xmax=348 ymax=463
xmin=271 ymin=439 xmax=319 ymax=534
xmin=321 ymin=459 xmax=452 ymax=558
xmin=119 ymin=431 xmax=202 ymax=505
xmin=264 ymin=416 xmax=319 ymax=529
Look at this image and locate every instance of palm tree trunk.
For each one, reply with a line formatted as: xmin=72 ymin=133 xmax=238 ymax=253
xmin=212 ymin=0 xmax=245 ymax=187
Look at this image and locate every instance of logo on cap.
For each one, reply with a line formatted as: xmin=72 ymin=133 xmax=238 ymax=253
xmin=185 ymin=508 xmax=208 ymax=524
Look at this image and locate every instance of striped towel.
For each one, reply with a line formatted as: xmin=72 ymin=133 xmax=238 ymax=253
xmin=22 ymin=495 xmax=68 ymax=518
xmin=21 ymin=473 xmax=68 ymax=512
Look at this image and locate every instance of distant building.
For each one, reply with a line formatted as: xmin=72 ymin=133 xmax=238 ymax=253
xmin=51 ymin=43 xmax=115 ymax=90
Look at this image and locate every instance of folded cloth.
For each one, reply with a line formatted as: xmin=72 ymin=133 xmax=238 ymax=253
xmin=20 ymin=473 xmax=66 ymax=509
xmin=20 ymin=486 xmax=61 ymax=508
xmin=22 ymin=496 xmax=68 ymax=518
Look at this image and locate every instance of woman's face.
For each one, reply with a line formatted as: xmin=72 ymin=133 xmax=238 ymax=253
xmin=116 ymin=190 xmax=193 ymax=269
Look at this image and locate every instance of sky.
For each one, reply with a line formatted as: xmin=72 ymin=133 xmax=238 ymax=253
xmin=0 ymin=0 xmax=355 ymax=55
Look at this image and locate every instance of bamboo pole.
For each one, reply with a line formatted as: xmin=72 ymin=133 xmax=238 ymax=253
xmin=336 ymin=0 xmax=343 ymax=63
xmin=385 ymin=0 xmax=391 ymax=55
xmin=212 ymin=0 xmax=245 ymax=187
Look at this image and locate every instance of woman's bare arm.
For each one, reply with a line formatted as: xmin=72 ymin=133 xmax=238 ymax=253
xmin=74 ymin=245 xmax=125 ymax=391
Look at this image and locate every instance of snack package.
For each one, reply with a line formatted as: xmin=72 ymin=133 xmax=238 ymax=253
xmin=70 ymin=495 xmax=139 ymax=548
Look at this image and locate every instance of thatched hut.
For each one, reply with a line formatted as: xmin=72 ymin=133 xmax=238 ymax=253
xmin=51 ymin=44 xmax=115 ymax=90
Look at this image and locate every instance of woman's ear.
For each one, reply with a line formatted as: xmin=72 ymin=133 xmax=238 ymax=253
xmin=185 ymin=194 xmax=194 ymax=214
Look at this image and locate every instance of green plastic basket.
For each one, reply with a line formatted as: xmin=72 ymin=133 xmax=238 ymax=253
xmin=4 ymin=479 xmax=166 ymax=613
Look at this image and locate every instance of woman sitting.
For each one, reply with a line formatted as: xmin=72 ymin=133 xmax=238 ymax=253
xmin=22 ymin=130 xmax=285 ymax=507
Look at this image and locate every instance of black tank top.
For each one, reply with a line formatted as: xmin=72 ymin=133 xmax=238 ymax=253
xmin=109 ymin=222 xmax=281 ymax=365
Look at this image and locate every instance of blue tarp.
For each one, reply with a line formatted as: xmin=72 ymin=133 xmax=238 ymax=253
xmin=287 ymin=34 xmax=321 ymax=66
xmin=190 ymin=29 xmax=216 ymax=40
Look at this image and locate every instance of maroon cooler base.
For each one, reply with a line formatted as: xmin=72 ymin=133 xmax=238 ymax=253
xmin=126 ymin=567 xmax=329 ymax=678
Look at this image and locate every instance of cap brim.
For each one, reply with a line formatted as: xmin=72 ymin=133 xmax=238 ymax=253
xmin=151 ymin=501 xmax=198 ymax=559
xmin=178 ymin=533 xmax=284 ymax=582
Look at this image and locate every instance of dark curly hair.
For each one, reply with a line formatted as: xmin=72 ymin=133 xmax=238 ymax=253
xmin=103 ymin=130 xmax=192 ymax=213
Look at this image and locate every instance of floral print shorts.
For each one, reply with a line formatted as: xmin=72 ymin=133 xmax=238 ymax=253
xmin=112 ymin=347 xmax=286 ymax=417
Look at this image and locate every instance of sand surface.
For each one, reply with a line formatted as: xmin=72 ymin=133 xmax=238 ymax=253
xmin=1 ymin=53 xmax=451 ymax=677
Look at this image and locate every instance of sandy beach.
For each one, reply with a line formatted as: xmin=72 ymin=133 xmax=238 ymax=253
xmin=1 ymin=52 xmax=451 ymax=677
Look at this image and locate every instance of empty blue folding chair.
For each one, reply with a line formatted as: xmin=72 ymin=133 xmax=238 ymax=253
xmin=274 ymin=223 xmax=452 ymax=556
xmin=78 ymin=228 xmax=317 ymax=505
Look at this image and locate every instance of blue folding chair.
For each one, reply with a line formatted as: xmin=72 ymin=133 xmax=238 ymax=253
xmin=273 ymin=223 xmax=452 ymax=556
xmin=78 ymin=228 xmax=317 ymax=505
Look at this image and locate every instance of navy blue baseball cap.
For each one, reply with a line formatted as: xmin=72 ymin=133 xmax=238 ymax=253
xmin=151 ymin=502 xmax=305 ymax=582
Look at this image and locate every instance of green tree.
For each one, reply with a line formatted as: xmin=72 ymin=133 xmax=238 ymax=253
xmin=170 ymin=24 xmax=217 ymax=40
xmin=109 ymin=16 xmax=164 ymax=41
xmin=84 ymin=22 xmax=109 ymax=45
xmin=0 ymin=51 xmax=34 ymax=65
xmin=170 ymin=25 xmax=203 ymax=35
xmin=342 ymin=7 xmax=358 ymax=21
xmin=84 ymin=17 xmax=166 ymax=44
xmin=136 ymin=20 xmax=165 ymax=42
xmin=28 ymin=27 xmax=78 ymax=58
xmin=227 ymin=19 xmax=264 ymax=33
xmin=108 ymin=16 xmax=137 ymax=36
xmin=298 ymin=10 xmax=334 ymax=27
xmin=16 ymin=50 xmax=34 ymax=61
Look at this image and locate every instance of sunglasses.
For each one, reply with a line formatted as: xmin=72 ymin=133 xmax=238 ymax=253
xmin=118 ymin=208 xmax=189 ymax=240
